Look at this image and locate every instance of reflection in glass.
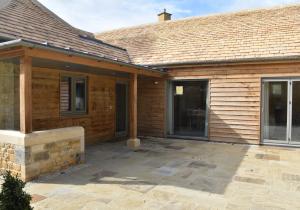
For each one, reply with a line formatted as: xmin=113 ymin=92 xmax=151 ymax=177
xmin=0 ymin=59 xmax=20 ymax=130
xmin=75 ymin=79 xmax=86 ymax=111
xmin=264 ymin=81 xmax=288 ymax=141
xmin=291 ymin=81 xmax=300 ymax=142
xmin=116 ymin=83 xmax=127 ymax=133
xmin=173 ymin=81 xmax=208 ymax=137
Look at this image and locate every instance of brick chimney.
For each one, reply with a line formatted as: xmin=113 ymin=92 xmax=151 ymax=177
xmin=158 ymin=9 xmax=172 ymax=22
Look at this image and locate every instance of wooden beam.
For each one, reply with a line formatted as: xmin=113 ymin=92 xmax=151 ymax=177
xmin=20 ymin=55 xmax=32 ymax=134
xmin=0 ymin=48 xmax=25 ymax=60
xmin=129 ymin=73 xmax=138 ymax=139
xmin=25 ymin=47 xmax=164 ymax=78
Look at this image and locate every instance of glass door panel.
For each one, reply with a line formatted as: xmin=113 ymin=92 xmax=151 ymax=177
xmin=291 ymin=81 xmax=300 ymax=143
xmin=116 ymin=83 xmax=128 ymax=136
xmin=263 ymin=81 xmax=288 ymax=142
xmin=173 ymin=81 xmax=208 ymax=137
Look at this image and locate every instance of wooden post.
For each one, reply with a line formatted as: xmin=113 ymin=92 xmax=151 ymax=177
xmin=130 ymin=73 xmax=138 ymax=138
xmin=20 ymin=55 xmax=32 ymax=134
xmin=127 ymin=73 xmax=140 ymax=149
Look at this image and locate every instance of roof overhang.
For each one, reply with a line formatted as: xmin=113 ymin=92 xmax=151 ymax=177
xmin=0 ymin=39 xmax=166 ymax=78
xmin=146 ymin=56 xmax=300 ymax=69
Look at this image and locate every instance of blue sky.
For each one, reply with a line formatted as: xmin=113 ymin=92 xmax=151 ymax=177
xmin=38 ymin=0 xmax=300 ymax=33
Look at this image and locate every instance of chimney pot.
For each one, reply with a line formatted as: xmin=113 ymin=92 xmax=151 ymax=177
xmin=158 ymin=9 xmax=172 ymax=22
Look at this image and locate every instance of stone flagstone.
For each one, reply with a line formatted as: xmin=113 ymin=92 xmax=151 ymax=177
xmin=21 ymin=138 xmax=300 ymax=210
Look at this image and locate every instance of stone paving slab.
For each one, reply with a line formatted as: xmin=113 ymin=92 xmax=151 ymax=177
xmin=24 ymin=138 xmax=300 ymax=210
xmin=31 ymin=194 xmax=47 ymax=203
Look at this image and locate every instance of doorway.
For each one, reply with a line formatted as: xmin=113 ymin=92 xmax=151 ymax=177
xmin=262 ymin=79 xmax=300 ymax=145
xmin=169 ymin=80 xmax=208 ymax=138
xmin=115 ymin=82 xmax=128 ymax=137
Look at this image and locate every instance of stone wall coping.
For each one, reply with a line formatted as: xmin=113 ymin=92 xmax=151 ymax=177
xmin=0 ymin=127 xmax=85 ymax=152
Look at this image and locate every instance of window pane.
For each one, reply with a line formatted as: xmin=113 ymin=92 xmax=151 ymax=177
xmin=173 ymin=81 xmax=208 ymax=137
xmin=116 ymin=83 xmax=127 ymax=133
xmin=60 ymin=77 xmax=72 ymax=112
xmin=263 ymin=81 xmax=288 ymax=141
xmin=0 ymin=59 xmax=20 ymax=130
xmin=75 ymin=78 xmax=86 ymax=112
xmin=291 ymin=81 xmax=300 ymax=142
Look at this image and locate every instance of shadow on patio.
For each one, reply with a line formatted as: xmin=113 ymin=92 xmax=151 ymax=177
xmin=27 ymin=134 xmax=300 ymax=210
xmin=33 ymin=136 xmax=251 ymax=195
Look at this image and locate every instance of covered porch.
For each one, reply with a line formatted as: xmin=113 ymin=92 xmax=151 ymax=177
xmin=0 ymin=41 xmax=164 ymax=180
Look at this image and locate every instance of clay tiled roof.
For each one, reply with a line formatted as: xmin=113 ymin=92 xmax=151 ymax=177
xmin=97 ymin=5 xmax=300 ymax=66
xmin=0 ymin=0 xmax=130 ymax=63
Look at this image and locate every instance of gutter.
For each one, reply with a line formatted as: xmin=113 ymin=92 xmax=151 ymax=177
xmin=0 ymin=39 xmax=166 ymax=74
xmin=145 ymin=56 xmax=300 ymax=69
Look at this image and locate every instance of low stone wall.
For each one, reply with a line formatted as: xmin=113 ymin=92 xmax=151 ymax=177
xmin=0 ymin=143 xmax=21 ymax=176
xmin=0 ymin=127 xmax=84 ymax=181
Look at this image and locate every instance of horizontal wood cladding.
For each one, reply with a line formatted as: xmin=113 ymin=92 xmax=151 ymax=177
xmin=210 ymin=75 xmax=261 ymax=144
xmin=137 ymin=77 xmax=166 ymax=137
xmin=32 ymin=67 xmax=126 ymax=144
xmin=168 ymin=62 xmax=300 ymax=144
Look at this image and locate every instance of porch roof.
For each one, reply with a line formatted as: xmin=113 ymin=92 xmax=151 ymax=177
xmin=0 ymin=39 xmax=165 ymax=77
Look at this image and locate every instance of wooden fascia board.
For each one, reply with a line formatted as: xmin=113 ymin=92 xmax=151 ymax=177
xmin=24 ymin=47 xmax=164 ymax=78
xmin=0 ymin=47 xmax=25 ymax=59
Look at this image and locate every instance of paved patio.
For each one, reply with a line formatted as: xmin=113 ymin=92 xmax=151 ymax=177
xmin=26 ymin=138 xmax=300 ymax=210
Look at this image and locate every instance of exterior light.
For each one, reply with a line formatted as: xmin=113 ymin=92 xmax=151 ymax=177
xmin=175 ymin=86 xmax=183 ymax=95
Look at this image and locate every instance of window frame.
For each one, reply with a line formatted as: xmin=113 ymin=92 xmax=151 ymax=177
xmin=60 ymin=74 xmax=88 ymax=116
xmin=167 ymin=79 xmax=209 ymax=140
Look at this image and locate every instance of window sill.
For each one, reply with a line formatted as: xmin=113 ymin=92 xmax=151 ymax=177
xmin=60 ymin=113 xmax=89 ymax=119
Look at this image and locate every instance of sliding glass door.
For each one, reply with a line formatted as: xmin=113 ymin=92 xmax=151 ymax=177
xmin=291 ymin=81 xmax=300 ymax=143
xmin=263 ymin=80 xmax=288 ymax=143
xmin=115 ymin=83 xmax=128 ymax=137
xmin=170 ymin=80 xmax=208 ymax=138
xmin=263 ymin=79 xmax=300 ymax=145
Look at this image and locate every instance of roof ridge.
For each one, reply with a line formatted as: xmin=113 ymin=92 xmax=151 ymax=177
xmin=79 ymin=34 xmax=127 ymax=51
xmin=96 ymin=3 xmax=300 ymax=34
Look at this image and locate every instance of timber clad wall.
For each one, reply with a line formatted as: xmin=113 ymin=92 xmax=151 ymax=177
xmin=137 ymin=77 xmax=166 ymax=137
xmin=32 ymin=68 xmax=167 ymax=142
xmin=32 ymin=67 xmax=124 ymax=144
xmin=168 ymin=62 xmax=300 ymax=144
xmin=30 ymin=63 xmax=300 ymax=145
xmin=209 ymin=76 xmax=260 ymax=144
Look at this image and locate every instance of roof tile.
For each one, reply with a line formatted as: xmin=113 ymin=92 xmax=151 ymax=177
xmin=97 ymin=5 xmax=300 ymax=65
xmin=0 ymin=0 xmax=130 ymax=63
